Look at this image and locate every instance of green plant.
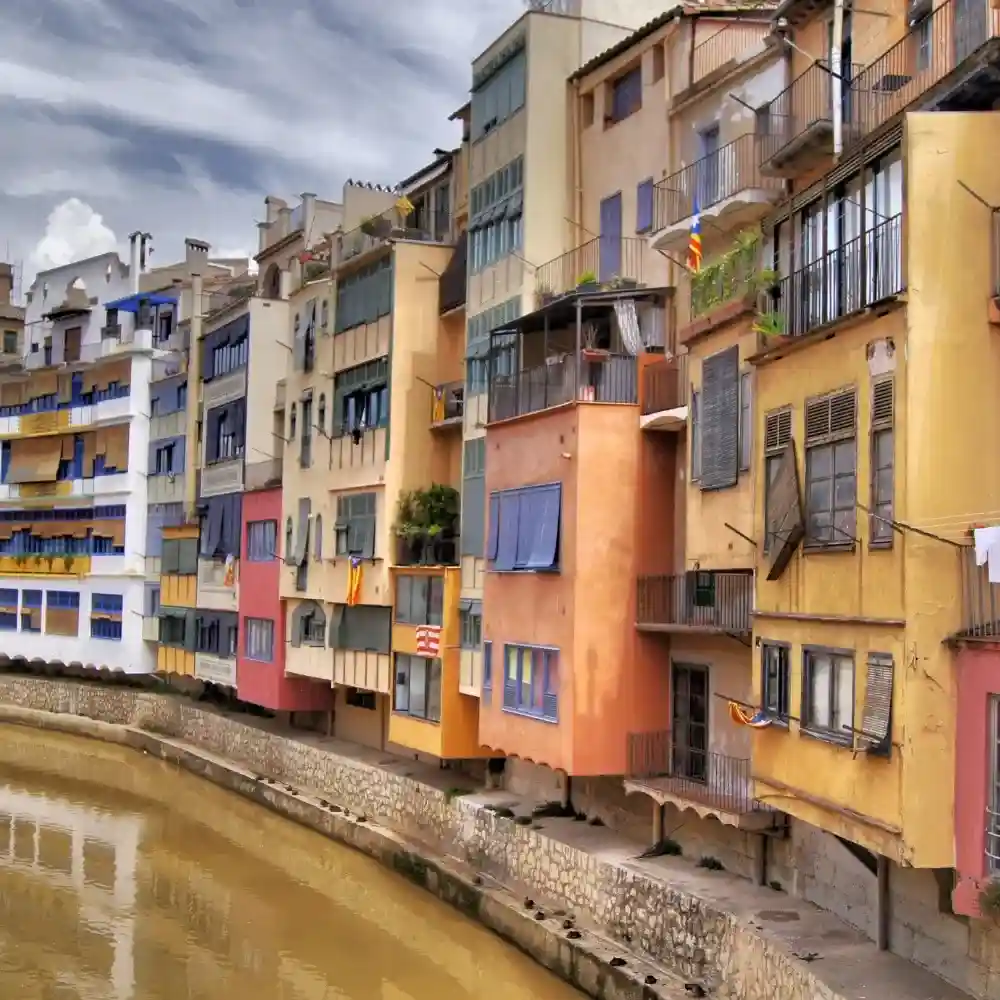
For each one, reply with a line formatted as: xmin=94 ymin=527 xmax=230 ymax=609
xmin=393 ymin=484 xmax=460 ymax=542
xmin=576 ymin=269 xmax=597 ymax=286
xmin=690 ymin=228 xmax=771 ymax=319
xmin=752 ymin=309 xmax=786 ymax=339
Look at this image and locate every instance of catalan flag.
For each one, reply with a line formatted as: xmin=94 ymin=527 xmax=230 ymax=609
xmin=687 ymin=197 xmax=703 ymax=273
xmin=347 ymin=556 xmax=363 ymax=606
xmin=728 ymin=701 xmax=773 ymax=729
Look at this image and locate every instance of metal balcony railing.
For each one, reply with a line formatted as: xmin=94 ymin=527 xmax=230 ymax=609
xmin=636 ymin=571 xmax=753 ymax=633
xmin=757 ymin=62 xmax=862 ymax=168
xmin=534 ymin=237 xmax=645 ymax=304
xmin=641 ymin=355 xmax=688 ymax=415
xmin=691 ymin=21 xmax=769 ymax=86
xmin=847 ymin=0 xmax=1000 ymax=151
xmin=653 ymin=134 xmax=782 ymax=233
xmin=625 ymin=729 xmax=771 ymax=816
xmin=960 ymin=545 xmax=1000 ymax=639
xmin=431 ymin=380 xmax=464 ymax=426
xmin=489 ymin=352 xmax=637 ymax=422
xmin=339 ymin=204 xmax=446 ymax=264
xmin=760 ymin=214 xmax=903 ymax=341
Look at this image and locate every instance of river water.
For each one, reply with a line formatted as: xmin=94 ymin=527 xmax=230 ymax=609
xmin=0 ymin=726 xmax=583 ymax=1000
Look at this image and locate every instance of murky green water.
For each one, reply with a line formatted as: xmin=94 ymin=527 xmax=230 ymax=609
xmin=0 ymin=726 xmax=582 ymax=999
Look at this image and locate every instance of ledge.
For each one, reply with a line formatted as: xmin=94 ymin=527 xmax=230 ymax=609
xmin=678 ymin=293 xmax=757 ymax=348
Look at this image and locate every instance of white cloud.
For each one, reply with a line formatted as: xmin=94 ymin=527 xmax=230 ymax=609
xmin=30 ymin=198 xmax=118 ymax=272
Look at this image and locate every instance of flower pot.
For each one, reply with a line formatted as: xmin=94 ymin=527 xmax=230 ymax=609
xmin=581 ymin=347 xmax=610 ymax=363
xmin=576 ymin=280 xmax=599 ymax=293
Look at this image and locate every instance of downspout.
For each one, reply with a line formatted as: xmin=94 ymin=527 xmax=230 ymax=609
xmin=571 ymin=77 xmax=582 ymax=251
xmin=185 ymin=270 xmax=203 ymax=524
xmin=831 ymin=0 xmax=845 ymax=158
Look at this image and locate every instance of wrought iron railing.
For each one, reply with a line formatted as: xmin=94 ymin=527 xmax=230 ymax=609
xmin=626 ymin=729 xmax=770 ymax=815
xmin=534 ymin=237 xmax=645 ymax=304
xmin=847 ymin=0 xmax=1000 ymax=150
xmin=757 ymin=62 xmax=862 ymax=167
xmin=653 ymin=134 xmax=781 ymax=233
xmin=339 ymin=204 xmax=446 ymax=263
xmin=431 ymin=380 xmax=464 ymax=425
xmin=489 ymin=352 xmax=637 ymax=422
xmin=636 ymin=571 xmax=753 ymax=632
xmin=759 ymin=214 xmax=903 ymax=340
xmin=691 ymin=21 xmax=769 ymax=85
xmin=641 ymin=355 xmax=688 ymax=415
xmin=960 ymin=545 xmax=1000 ymax=639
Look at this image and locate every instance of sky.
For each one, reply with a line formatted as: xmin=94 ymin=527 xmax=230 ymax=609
xmin=0 ymin=0 xmax=525 ymax=292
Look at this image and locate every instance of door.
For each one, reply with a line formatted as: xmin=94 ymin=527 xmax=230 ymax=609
xmin=599 ymin=193 xmax=622 ymax=283
xmin=64 ymin=326 xmax=81 ymax=363
xmin=697 ymin=125 xmax=721 ymax=209
xmin=671 ymin=663 xmax=709 ymax=781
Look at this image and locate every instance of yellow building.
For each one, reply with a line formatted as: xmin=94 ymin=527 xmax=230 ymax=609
xmin=157 ymin=523 xmax=199 ymax=678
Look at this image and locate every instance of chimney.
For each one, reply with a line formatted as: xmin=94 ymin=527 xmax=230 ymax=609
xmin=184 ymin=237 xmax=210 ymax=274
xmin=301 ymin=192 xmax=316 ymax=242
xmin=264 ymin=196 xmax=281 ymax=225
xmin=0 ymin=264 xmax=12 ymax=306
xmin=257 ymin=221 xmax=269 ymax=254
xmin=279 ymin=206 xmax=293 ymax=240
xmin=128 ymin=232 xmax=140 ymax=294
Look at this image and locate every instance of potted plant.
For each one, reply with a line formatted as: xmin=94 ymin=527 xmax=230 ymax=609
xmin=393 ymin=484 xmax=460 ymax=566
xmin=605 ymin=274 xmax=638 ymax=292
xmin=576 ymin=270 xmax=598 ymax=292
xmin=752 ymin=308 xmax=789 ymax=345
xmin=580 ymin=322 xmax=610 ymax=363
xmin=537 ymin=283 xmax=557 ymax=307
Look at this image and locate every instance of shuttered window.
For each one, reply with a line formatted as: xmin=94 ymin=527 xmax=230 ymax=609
xmin=486 ymin=484 xmax=561 ymax=572
xmin=335 ymin=492 xmax=376 ymax=559
xmin=869 ymin=378 xmax=894 ymax=547
xmin=461 ymin=437 xmax=487 ymax=557
xmin=699 ymin=345 xmax=740 ymax=491
xmin=804 ymin=388 xmax=857 ymax=547
xmin=690 ymin=390 xmax=701 ymax=481
xmin=763 ymin=408 xmax=792 ymax=553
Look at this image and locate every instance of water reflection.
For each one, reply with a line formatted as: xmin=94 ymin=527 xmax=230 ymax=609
xmin=0 ymin=728 xmax=582 ymax=1000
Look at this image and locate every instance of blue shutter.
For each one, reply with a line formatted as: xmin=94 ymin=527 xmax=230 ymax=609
xmin=486 ymin=493 xmax=501 ymax=560
xmin=525 ymin=485 xmax=561 ymax=570
xmin=494 ymin=493 xmax=519 ymax=571
xmin=514 ymin=490 xmax=541 ymax=569
xmin=636 ymin=179 xmax=655 ymax=234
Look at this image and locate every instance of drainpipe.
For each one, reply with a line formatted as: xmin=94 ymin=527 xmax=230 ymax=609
xmin=571 ymin=78 xmax=583 ymax=249
xmin=831 ymin=0 xmax=845 ymax=158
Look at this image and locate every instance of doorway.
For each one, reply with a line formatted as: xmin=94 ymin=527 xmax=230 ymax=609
xmin=671 ymin=662 xmax=709 ymax=781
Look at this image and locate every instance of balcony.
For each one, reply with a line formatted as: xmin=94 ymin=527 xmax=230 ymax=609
xmin=148 ymin=474 xmax=185 ymax=504
xmin=197 ymin=558 xmax=238 ymax=612
xmin=688 ymin=20 xmax=771 ymax=92
xmin=200 ymin=459 xmax=244 ymax=498
xmin=651 ymin=135 xmax=783 ymax=253
xmin=534 ymin=236 xmax=645 ymax=306
xmin=957 ymin=545 xmax=1000 ymax=640
xmin=760 ymin=214 xmax=903 ymax=342
xmin=636 ymin=571 xmax=753 ymax=634
xmin=245 ymin=458 xmax=282 ymax=491
xmin=338 ymin=203 xmax=446 ymax=266
xmin=0 ymin=474 xmax=130 ymax=503
xmin=0 ymin=554 xmax=91 ymax=577
xmin=202 ymin=367 xmax=246 ymax=411
xmin=758 ymin=62 xmax=861 ymax=177
xmin=81 ymin=325 xmax=156 ymax=360
xmin=847 ymin=0 xmax=1000 ymax=153
xmin=640 ymin=355 xmax=688 ymax=431
xmin=194 ymin=652 xmax=236 ymax=687
xmin=624 ymin=729 xmax=776 ymax=830
xmin=430 ymin=380 xmax=464 ymax=429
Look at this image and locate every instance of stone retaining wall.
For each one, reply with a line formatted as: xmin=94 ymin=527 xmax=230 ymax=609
xmin=0 ymin=677 xmax=868 ymax=1000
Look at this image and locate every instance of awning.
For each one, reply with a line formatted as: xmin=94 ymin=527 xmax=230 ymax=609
xmin=104 ymin=292 xmax=177 ymax=314
xmin=7 ymin=438 xmax=61 ymax=484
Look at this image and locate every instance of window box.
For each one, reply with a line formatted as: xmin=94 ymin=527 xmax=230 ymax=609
xmin=581 ymin=347 xmax=610 ymax=363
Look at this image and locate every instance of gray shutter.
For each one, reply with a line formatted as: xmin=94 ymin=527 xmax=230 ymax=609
xmin=292 ymin=313 xmax=305 ymax=371
xmin=294 ymin=499 xmax=311 ymax=564
xmin=461 ymin=475 xmax=486 ymax=556
xmin=766 ymin=441 xmax=805 ymax=581
xmin=184 ymin=610 xmax=198 ymax=651
xmin=700 ymin=345 xmax=740 ymax=491
xmin=178 ymin=538 xmax=199 ymax=575
xmin=161 ymin=539 xmax=180 ymax=573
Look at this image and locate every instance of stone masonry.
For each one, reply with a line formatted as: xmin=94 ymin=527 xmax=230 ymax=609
xmin=0 ymin=676 xmax=975 ymax=1000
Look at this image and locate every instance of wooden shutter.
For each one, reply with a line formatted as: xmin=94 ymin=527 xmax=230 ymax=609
xmin=699 ymin=345 xmax=740 ymax=491
xmin=858 ymin=654 xmax=893 ymax=757
xmin=766 ymin=439 xmax=805 ymax=581
xmin=764 ymin=408 xmax=792 ymax=452
xmin=805 ymin=388 xmax=856 ymax=444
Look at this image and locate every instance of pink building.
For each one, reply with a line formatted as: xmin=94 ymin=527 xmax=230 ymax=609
xmin=237 ymin=485 xmax=333 ymax=714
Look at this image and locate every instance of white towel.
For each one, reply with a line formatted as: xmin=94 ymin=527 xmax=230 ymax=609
xmin=974 ymin=527 xmax=1000 ymax=584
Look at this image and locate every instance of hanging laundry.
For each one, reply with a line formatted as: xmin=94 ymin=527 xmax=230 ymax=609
xmin=974 ymin=526 xmax=1000 ymax=584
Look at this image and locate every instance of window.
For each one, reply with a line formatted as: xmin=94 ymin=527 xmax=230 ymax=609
xmin=0 ymin=588 xmax=16 ymax=631
xmin=244 ymin=617 xmax=274 ymax=661
xmin=154 ymin=443 xmax=176 ymax=475
xmin=636 ymin=178 xmax=655 ymax=234
xmin=482 ymin=641 xmax=493 ymax=703
xmin=652 ymin=42 xmax=665 ymax=82
xmin=395 ymin=575 xmax=444 ymax=626
xmin=47 ymin=590 xmax=79 ymax=609
xmin=335 ymin=258 xmax=392 ymax=333
xmin=333 ymin=359 xmax=389 ymax=436
xmin=690 ymin=390 xmax=701 ymax=481
xmin=739 ymin=371 xmax=752 ymax=472
xmin=487 ymin=484 xmax=561 ymax=572
xmin=699 ymin=345 xmax=740 ymax=491
xmin=461 ymin=437 xmax=487 ymax=557
xmin=802 ymin=648 xmax=854 ymax=744
xmin=609 ymin=66 xmax=642 ymax=123
xmin=210 ymin=335 xmax=248 ymax=378
xmin=297 ymin=606 xmax=326 ymax=646
xmin=246 ymin=520 xmax=277 ymax=561
xmin=502 ymin=645 xmax=558 ymax=722
xmin=988 ymin=696 xmax=1000 ymax=872
xmin=289 ymin=404 xmax=297 ymax=441
xmin=869 ymin=378 xmax=894 ymax=547
xmin=460 ymin=608 xmax=482 ymax=649
xmin=21 ymin=589 xmax=41 ymax=633
xmin=317 ymin=393 xmax=326 ymax=434
xmin=335 ymin=492 xmax=376 ymax=558
xmin=90 ymin=593 xmax=123 ymax=641
xmin=332 ymin=604 xmax=392 ymax=653
xmin=763 ymin=408 xmax=792 ymax=551
xmin=468 ymin=158 xmax=524 ymax=274
xmin=161 ymin=537 xmax=198 ymax=575
xmin=761 ymin=644 xmax=790 ymax=723
xmin=470 ymin=46 xmax=526 ymax=141
xmin=2 ymin=331 xmax=17 ymax=354
xmin=394 ymin=654 xmax=442 ymax=722
xmin=314 ymin=514 xmax=323 ymax=561
xmin=300 ymin=394 xmax=313 ymax=468
xmin=915 ymin=15 xmax=932 ymax=71
xmin=805 ymin=388 xmax=857 ymax=547
xmin=345 ymin=687 xmax=377 ymax=710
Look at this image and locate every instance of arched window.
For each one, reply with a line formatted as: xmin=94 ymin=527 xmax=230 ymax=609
xmin=317 ymin=393 xmax=326 ymax=433
xmin=263 ymin=263 xmax=281 ymax=299
xmin=285 ymin=517 xmax=293 ymax=561
xmin=289 ymin=403 xmax=297 ymax=440
xmin=314 ymin=514 xmax=323 ymax=561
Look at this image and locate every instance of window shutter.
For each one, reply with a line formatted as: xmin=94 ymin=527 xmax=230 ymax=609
xmin=766 ymin=440 xmax=805 ymax=580
xmin=461 ymin=475 xmax=486 ymax=556
xmin=765 ymin=408 xmax=792 ymax=451
xmin=700 ymin=345 xmax=740 ymax=491
xmin=739 ymin=371 xmax=752 ymax=472
xmin=161 ymin=539 xmax=179 ymax=573
xmin=292 ymin=313 xmax=305 ymax=371
xmin=872 ymin=378 xmax=893 ymax=427
xmin=294 ymin=499 xmax=311 ymax=565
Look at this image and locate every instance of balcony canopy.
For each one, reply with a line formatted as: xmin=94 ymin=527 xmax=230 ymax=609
xmin=103 ymin=292 xmax=177 ymax=314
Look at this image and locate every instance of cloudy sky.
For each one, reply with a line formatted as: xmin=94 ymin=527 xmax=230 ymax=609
xmin=0 ymin=0 xmax=524 ymax=291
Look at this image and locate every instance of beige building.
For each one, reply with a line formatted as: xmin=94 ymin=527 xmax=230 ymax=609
xmin=0 ymin=263 xmax=23 ymax=366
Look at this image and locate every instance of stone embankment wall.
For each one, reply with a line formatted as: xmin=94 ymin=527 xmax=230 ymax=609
xmin=0 ymin=676 xmax=967 ymax=1000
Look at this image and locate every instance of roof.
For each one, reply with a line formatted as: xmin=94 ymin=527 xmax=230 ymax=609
xmin=398 ymin=150 xmax=454 ymax=191
xmin=104 ymin=291 xmax=177 ymax=313
xmin=568 ymin=3 xmax=776 ymax=83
